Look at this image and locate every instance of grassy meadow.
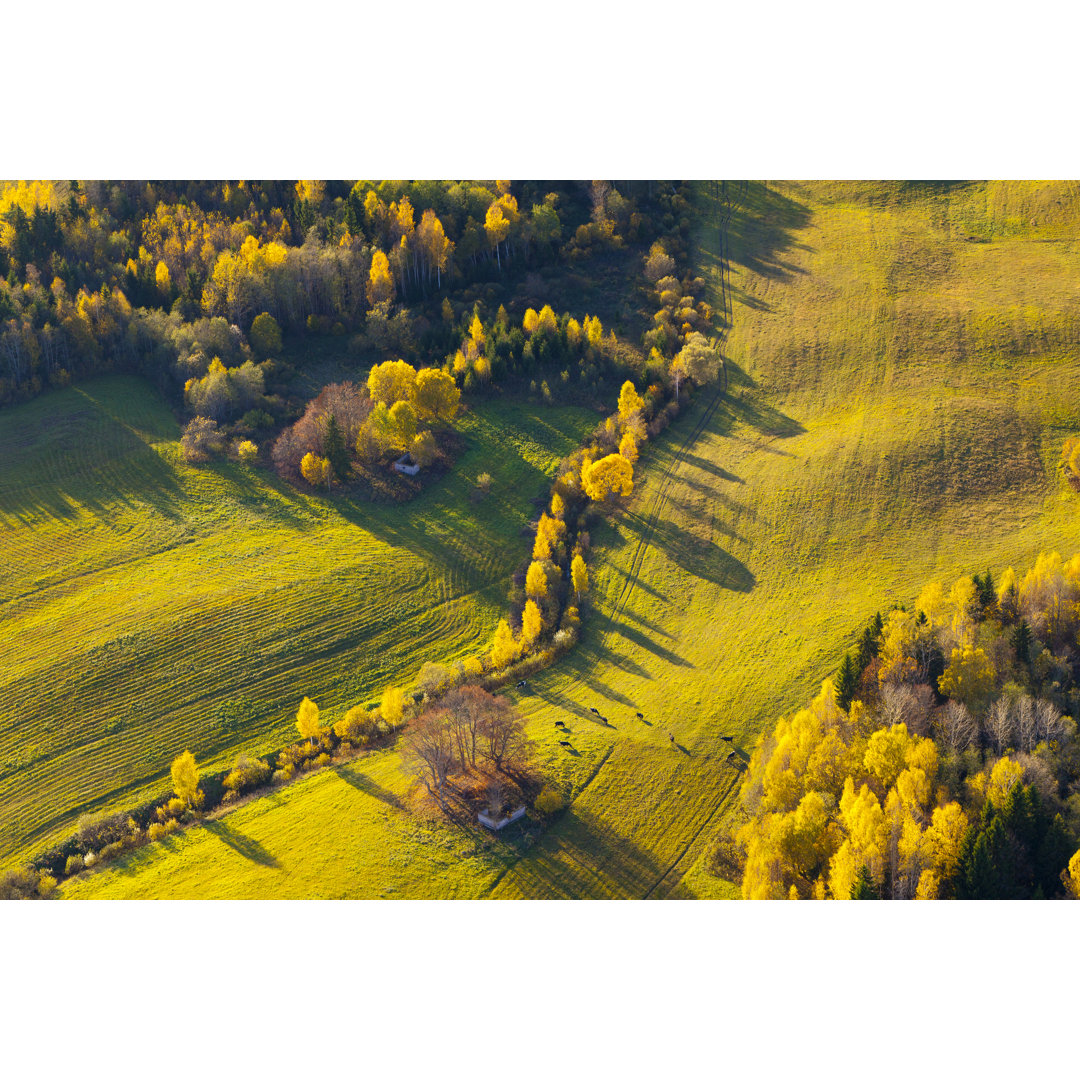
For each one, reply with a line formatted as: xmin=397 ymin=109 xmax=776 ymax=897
xmin=61 ymin=181 xmax=1080 ymax=899
xmin=0 ymin=375 xmax=596 ymax=867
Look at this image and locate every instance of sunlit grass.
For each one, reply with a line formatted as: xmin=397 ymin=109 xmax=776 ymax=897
xmin=0 ymin=375 xmax=595 ymax=867
xmin=63 ymin=181 xmax=1080 ymax=898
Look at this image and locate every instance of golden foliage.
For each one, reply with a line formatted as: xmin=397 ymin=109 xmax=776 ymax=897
xmin=582 ymin=454 xmax=633 ymax=501
xmin=381 ymin=686 xmax=404 ymax=727
xmin=296 ymin=696 xmax=321 ymax=742
xmin=300 ymin=452 xmax=330 ymax=488
xmin=368 ymin=358 xmax=418 ymax=407
xmin=489 ymin=619 xmax=520 ymax=670
xmin=521 ymin=599 xmax=544 ymax=647
xmin=571 ymin=553 xmax=589 ymax=599
xmin=170 ymin=751 xmax=200 ymax=807
xmin=525 ymin=561 xmax=549 ymax=600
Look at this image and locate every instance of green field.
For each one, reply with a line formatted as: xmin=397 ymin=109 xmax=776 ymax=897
xmin=0 ymin=375 xmax=597 ymax=866
xmin=61 ymin=181 xmax=1080 ymax=899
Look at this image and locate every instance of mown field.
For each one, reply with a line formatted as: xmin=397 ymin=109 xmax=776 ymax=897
xmin=0 ymin=375 xmax=597 ymax=867
xmin=62 ymin=180 xmax=1080 ymax=899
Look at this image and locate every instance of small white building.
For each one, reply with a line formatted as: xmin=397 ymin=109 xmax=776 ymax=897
xmin=393 ymin=453 xmax=420 ymax=476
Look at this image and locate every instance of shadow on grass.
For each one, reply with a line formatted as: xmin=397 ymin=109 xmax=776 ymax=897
xmin=334 ymin=765 xmax=404 ymax=809
xmin=489 ymin=804 xmax=668 ymax=899
xmin=620 ymin=514 xmax=755 ymax=593
xmin=609 ymin=620 xmax=693 ymax=668
xmin=202 ymin=818 xmax=281 ymax=868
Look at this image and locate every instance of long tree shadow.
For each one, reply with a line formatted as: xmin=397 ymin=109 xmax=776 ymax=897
xmin=609 ymin=620 xmax=693 ymax=668
xmin=619 ymin=514 xmax=754 ymax=593
xmin=202 ymin=818 xmax=281 ymax=867
xmin=334 ymin=765 xmax=404 ymax=809
xmin=680 ymin=452 xmax=745 ymax=483
xmin=702 ymin=181 xmax=813 ymax=283
xmin=723 ymin=362 xmax=806 ymax=438
xmin=490 ymin=803 xmax=669 ymax=899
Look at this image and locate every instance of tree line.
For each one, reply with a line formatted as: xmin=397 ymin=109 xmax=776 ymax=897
xmin=720 ymin=551 xmax=1080 ymax=899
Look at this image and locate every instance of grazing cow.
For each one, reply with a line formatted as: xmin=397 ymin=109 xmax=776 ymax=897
xmin=636 ymin=712 xmax=644 ymax=719
xmin=669 ymin=734 xmax=675 ymax=743
xmin=560 ymin=740 xmax=572 ymax=748
xmin=590 ymin=707 xmax=599 ymax=715
xmin=721 ymin=735 xmax=733 ymax=742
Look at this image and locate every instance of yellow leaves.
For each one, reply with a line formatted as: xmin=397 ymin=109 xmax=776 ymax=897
xmin=1063 ymin=849 xmax=1080 ymax=899
xmin=522 ymin=308 xmax=539 ymax=334
xmin=170 ymin=751 xmax=200 ymax=807
xmin=296 ymin=697 xmax=320 ymax=742
xmin=335 ymin=706 xmax=372 ymax=742
xmin=381 ymin=686 xmax=404 ymax=727
xmin=582 ymin=453 xmax=634 ymax=501
xmin=923 ymin=802 xmax=968 ymax=878
xmin=474 ymin=355 xmax=491 ymax=382
xmin=367 ymin=358 xmax=417 ymax=407
xmin=617 ymin=380 xmax=644 ymax=421
xmin=915 ymin=580 xmax=948 ymax=630
xmin=895 ymin=767 xmax=932 ymax=814
xmin=532 ymin=513 xmax=565 ymax=561
xmin=485 ymin=202 xmax=510 ymax=248
xmin=489 ymin=619 xmax=520 ymax=670
xmin=295 ymin=180 xmax=325 ymax=203
xmin=236 ymin=439 xmax=258 ymax=465
xmin=758 ymin=681 xmax=853 ymax=814
xmin=537 ymin=304 xmax=558 ymax=335
xmin=411 ymin=367 xmax=461 ymax=421
xmin=389 ymin=400 xmax=417 ymax=445
xmin=938 ymin=645 xmax=995 ymax=709
xmin=986 ymin=755 xmax=1024 ymax=807
xmin=550 ymin=492 xmax=565 ymax=519
xmin=997 ymin=566 xmax=1017 ymax=602
xmin=863 ymin=723 xmax=915 ymax=794
xmin=619 ymin=431 xmax=639 ymax=464
xmin=525 ymin=561 xmax=549 ymax=600
xmin=571 ymin=554 xmax=589 ymax=599
xmin=877 ymin=608 xmax=917 ymax=685
xmin=915 ymin=869 xmax=940 ymax=899
xmin=367 ymin=249 xmax=394 ymax=304
xmin=300 ymin=452 xmax=330 ymax=488
xmin=948 ymin=575 xmax=978 ymax=646
xmin=468 ymin=313 xmax=485 ymax=349
xmin=584 ymin=314 xmax=603 ymax=347
xmin=521 ymin=599 xmax=544 ymax=647
xmin=208 ymin=357 xmax=227 ymax=375
xmin=566 ymin=317 xmax=582 ymax=348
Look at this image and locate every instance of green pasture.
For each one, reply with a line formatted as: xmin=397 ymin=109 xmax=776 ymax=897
xmin=0 ymin=375 xmax=596 ymax=867
xmin=62 ymin=181 xmax=1080 ymax=899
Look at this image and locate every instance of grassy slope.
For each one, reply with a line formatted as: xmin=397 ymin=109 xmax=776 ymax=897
xmin=0 ymin=375 xmax=596 ymax=866
xmin=63 ymin=181 xmax=1080 ymax=899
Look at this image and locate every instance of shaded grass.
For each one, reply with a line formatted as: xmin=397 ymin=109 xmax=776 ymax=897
xmin=64 ymin=181 xmax=1080 ymax=899
xmin=0 ymin=377 xmax=595 ymax=866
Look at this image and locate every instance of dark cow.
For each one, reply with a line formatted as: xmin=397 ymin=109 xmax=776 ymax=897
xmin=636 ymin=712 xmax=644 ymax=719
xmin=589 ymin=707 xmax=599 ymax=715
xmin=559 ymin=740 xmax=572 ymax=748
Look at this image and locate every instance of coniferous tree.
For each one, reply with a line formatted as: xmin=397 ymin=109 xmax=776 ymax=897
xmin=322 ymin=413 xmax=350 ymax=480
xmin=851 ymin=864 xmax=879 ymax=899
xmin=835 ymin=653 xmax=859 ymax=711
xmin=1012 ymin=619 xmax=1033 ymax=665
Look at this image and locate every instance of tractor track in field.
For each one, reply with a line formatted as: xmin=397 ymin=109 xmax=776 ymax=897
xmin=536 ymin=183 xmax=744 ymax=888
xmin=642 ymin=764 xmax=742 ymax=899
xmin=566 ymin=181 xmax=742 ymax=699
